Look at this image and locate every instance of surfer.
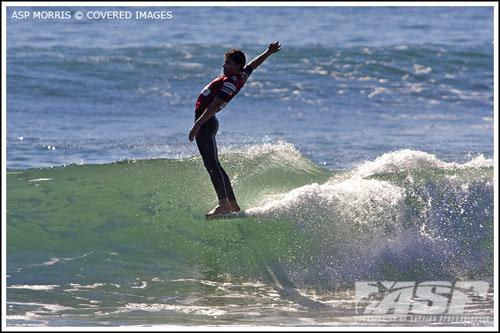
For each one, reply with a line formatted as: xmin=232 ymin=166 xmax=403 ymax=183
xmin=189 ymin=41 xmax=281 ymax=218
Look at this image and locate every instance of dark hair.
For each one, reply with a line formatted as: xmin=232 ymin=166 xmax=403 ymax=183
xmin=224 ymin=48 xmax=246 ymax=71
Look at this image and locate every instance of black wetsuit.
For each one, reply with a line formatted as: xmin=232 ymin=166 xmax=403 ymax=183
xmin=193 ymin=66 xmax=253 ymax=201
xmin=195 ymin=116 xmax=236 ymax=201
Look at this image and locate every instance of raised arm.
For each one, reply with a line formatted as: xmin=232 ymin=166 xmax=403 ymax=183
xmin=246 ymin=41 xmax=281 ymax=71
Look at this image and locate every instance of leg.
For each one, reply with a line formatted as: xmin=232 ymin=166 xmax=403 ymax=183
xmin=212 ymin=137 xmax=240 ymax=211
xmin=209 ymin=120 xmax=240 ymax=211
xmin=195 ymin=117 xmax=239 ymax=213
xmin=211 ymin=130 xmax=238 ymax=204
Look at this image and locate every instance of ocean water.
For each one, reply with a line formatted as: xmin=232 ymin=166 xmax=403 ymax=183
xmin=5 ymin=5 xmax=495 ymax=327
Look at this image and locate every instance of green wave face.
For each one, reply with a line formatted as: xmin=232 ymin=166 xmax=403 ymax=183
xmin=7 ymin=144 xmax=332 ymax=287
xmin=7 ymin=146 xmax=494 ymax=292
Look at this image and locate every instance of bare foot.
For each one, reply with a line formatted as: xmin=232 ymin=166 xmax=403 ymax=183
xmin=206 ymin=203 xmax=231 ymax=217
xmin=228 ymin=200 xmax=240 ymax=212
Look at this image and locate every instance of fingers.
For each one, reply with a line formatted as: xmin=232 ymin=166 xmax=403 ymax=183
xmin=189 ymin=126 xmax=199 ymax=141
xmin=269 ymin=41 xmax=281 ymax=52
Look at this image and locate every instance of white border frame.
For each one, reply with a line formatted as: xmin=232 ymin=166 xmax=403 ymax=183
xmin=1 ymin=1 xmax=498 ymax=332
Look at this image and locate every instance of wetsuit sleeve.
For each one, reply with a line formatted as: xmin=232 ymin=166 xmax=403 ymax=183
xmin=243 ymin=65 xmax=253 ymax=77
xmin=216 ymin=78 xmax=238 ymax=102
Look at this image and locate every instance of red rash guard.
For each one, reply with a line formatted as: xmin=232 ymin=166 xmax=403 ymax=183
xmin=194 ymin=65 xmax=253 ymax=119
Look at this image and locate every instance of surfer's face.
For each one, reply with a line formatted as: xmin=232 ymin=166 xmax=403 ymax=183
xmin=223 ymin=57 xmax=240 ymax=76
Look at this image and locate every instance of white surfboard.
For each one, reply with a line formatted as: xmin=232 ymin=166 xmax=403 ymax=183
xmin=205 ymin=210 xmax=248 ymax=220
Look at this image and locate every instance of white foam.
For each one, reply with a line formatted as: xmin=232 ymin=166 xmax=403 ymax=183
xmin=8 ymin=285 xmax=59 ymax=291
xmin=245 ymin=148 xmax=491 ymax=239
xmin=7 ymin=301 xmax=73 ymax=312
xmin=461 ymin=154 xmax=493 ymax=168
xmin=131 ymin=281 xmax=148 ymax=289
xmin=124 ymin=303 xmax=227 ymax=316
xmin=225 ymin=140 xmax=321 ymax=176
xmin=33 ymin=252 xmax=93 ymax=267
xmin=306 ymin=66 xmax=328 ymax=76
xmin=413 ymin=64 xmax=432 ymax=74
xmin=448 ymin=88 xmax=490 ymax=101
xmin=42 ymin=257 xmax=61 ymax=266
xmin=180 ymin=62 xmax=203 ymax=70
xmin=242 ymin=149 xmax=492 ymax=287
xmin=68 ymin=283 xmax=105 ymax=289
xmin=27 ymin=178 xmax=54 ymax=182
xmin=354 ymin=149 xmax=492 ymax=178
xmin=247 ymin=177 xmax=405 ymax=228
xmin=406 ymin=82 xmax=425 ymax=93
xmin=170 ymin=278 xmax=199 ymax=283
xmin=227 ymin=140 xmax=299 ymax=158
xmin=368 ymin=87 xmax=388 ymax=98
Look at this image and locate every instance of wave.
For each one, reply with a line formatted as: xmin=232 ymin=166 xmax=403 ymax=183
xmin=7 ymin=144 xmax=494 ymax=290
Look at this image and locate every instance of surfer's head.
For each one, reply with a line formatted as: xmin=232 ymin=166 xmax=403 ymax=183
xmin=223 ymin=48 xmax=246 ymax=75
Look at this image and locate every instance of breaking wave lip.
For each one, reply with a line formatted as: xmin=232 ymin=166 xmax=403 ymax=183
xmin=246 ymin=178 xmax=405 ymax=226
xmin=242 ymin=148 xmax=493 ymax=285
xmin=352 ymin=149 xmax=493 ymax=178
xmin=246 ymin=148 xmax=492 ymax=218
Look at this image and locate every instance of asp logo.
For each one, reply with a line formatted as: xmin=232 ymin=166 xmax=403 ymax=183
xmin=355 ymin=281 xmax=490 ymax=315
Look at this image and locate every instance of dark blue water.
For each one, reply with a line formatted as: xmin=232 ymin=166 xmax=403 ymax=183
xmin=6 ymin=6 xmax=494 ymax=170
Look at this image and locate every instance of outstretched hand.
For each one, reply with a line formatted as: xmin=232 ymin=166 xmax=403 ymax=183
xmin=267 ymin=41 xmax=281 ymax=54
